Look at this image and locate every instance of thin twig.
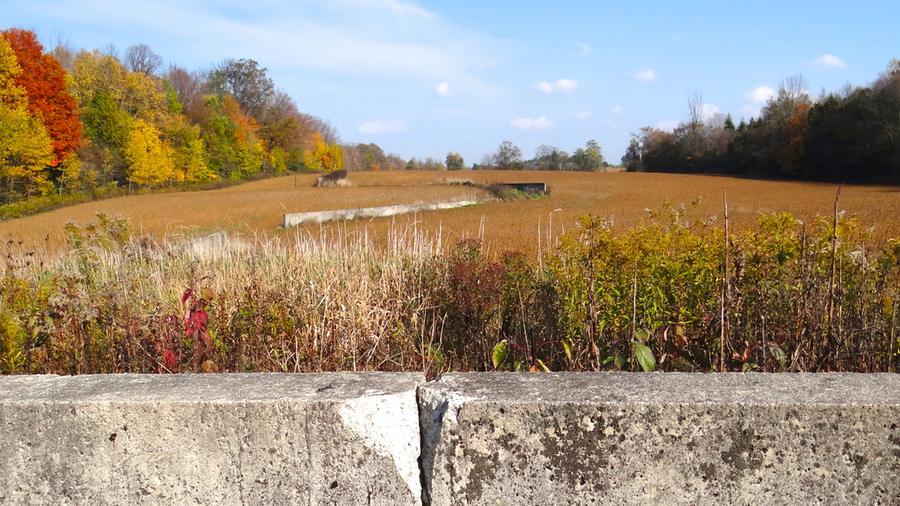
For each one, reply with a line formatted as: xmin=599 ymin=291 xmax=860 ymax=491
xmin=720 ymin=191 xmax=729 ymax=372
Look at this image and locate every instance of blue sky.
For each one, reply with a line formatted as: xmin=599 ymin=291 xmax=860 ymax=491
xmin=3 ymin=0 xmax=898 ymax=163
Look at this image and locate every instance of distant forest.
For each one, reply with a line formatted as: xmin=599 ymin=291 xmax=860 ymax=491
xmin=1 ymin=26 xmax=898 ymax=211
xmin=0 ymin=28 xmax=407 ymax=207
xmin=622 ymin=62 xmax=900 ymax=182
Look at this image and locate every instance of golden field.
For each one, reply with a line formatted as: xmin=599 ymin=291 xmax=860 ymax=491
xmin=1 ymin=170 xmax=898 ymax=256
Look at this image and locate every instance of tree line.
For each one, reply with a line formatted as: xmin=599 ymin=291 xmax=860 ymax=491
xmin=622 ymin=61 xmax=900 ymax=182
xmin=0 ymin=28 xmax=346 ymax=205
xmin=474 ymin=139 xmax=608 ymax=171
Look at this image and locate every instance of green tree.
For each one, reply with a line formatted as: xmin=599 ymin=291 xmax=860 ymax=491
xmin=572 ymin=139 xmax=604 ymax=171
xmin=446 ymin=152 xmax=465 ymax=170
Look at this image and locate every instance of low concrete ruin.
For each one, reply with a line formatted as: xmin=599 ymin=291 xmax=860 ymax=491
xmin=283 ymin=200 xmax=481 ymax=227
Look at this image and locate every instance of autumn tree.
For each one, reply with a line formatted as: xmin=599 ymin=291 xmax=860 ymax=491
xmin=165 ymin=64 xmax=206 ymax=123
xmin=208 ymin=58 xmax=274 ymax=120
xmin=0 ymin=36 xmax=25 ymax=106
xmin=0 ymin=37 xmax=54 ymax=201
xmin=124 ymin=119 xmax=176 ymax=186
xmin=0 ymin=106 xmax=54 ymax=200
xmin=259 ymin=91 xmax=308 ymax=168
xmin=124 ymin=43 xmax=162 ymax=75
xmin=303 ymin=133 xmax=343 ymax=172
xmin=201 ymin=94 xmax=265 ymax=178
xmin=2 ymin=29 xmax=82 ymax=167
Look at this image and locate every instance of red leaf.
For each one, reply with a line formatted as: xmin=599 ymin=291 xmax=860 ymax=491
xmin=162 ymin=349 xmax=177 ymax=371
xmin=185 ymin=309 xmax=209 ymax=338
xmin=180 ymin=288 xmax=193 ymax=305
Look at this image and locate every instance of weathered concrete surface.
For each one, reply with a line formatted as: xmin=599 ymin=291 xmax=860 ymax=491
xmin=0 ymin=373 xmax=423 ymax=505
xmin=283 ymin=200 xmax=482 ymax=227
xmin=419 ymin=373 xmax=900 ymax=505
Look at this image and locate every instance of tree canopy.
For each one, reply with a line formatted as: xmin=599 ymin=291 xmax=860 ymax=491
xmin=0 ymin=29 xmax=346 ymax=206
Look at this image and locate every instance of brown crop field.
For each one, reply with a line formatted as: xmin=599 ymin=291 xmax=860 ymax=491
xmin=1 ymin=170 xmax=898 ymax=256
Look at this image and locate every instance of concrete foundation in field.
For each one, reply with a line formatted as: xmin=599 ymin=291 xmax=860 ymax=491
xmin=282 ymin=199 xmax=481 ymax=227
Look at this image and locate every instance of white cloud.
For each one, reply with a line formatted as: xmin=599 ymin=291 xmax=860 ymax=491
xmin=576 ymin=42 xmax=592 ymax=55
xmin=435 ymin=81 xmax=450 ymax=96
xmin=655 ymin=119 xmax=679 ymax=131
xmin=34 ymin=0 xmax=496 ymax=86
xmin=358 ymin=119 xmax=408 ymax=134
xmin=700 ymin=103 xmax=720 ymax=121
xmin=811 ymin=53 xmax=847 ymax=69
xmin=748 ymin=85 xmax=775 ymax=103
xmin=574 ymin=110 xmax=593 ymax=119
xmin=610 ymin=105 xmax=624 ymax=115
xmin=534 ymin=79 xmax=579 ymax=94
xmin=634 ymin=68 xmax=657 ymax=83
xmin=343 ymin=0 xmax=436 ymax=19
xmin=510 ymin=116 xmax=553 ymax=131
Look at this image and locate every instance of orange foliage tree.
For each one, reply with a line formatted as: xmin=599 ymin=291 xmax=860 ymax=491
xmin=2 ymin=28 xmax=82 ymax=166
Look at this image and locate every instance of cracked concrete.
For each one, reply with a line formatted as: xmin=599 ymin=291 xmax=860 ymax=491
xmin=2 ymin=372 xmax=898 ymax=505
xmin=0 ymin=373 xmax=422 ymax=505
xmin=418 ymin=373 xmax=900 ymax=505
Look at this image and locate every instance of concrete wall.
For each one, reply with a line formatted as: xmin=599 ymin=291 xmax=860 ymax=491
xmin=0 ymin=373 xmax=422 ymax=505
xmin=283 ymin=200 xmax=482 ymax=227
xmin=2 ymin=373 xmax=898 ymax=505
xmin=420 ymin=373 xmax=900 ymax=505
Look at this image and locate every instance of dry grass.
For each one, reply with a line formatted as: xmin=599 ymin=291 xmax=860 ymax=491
xmin=1 ymin=170 xmax=898 ymax=256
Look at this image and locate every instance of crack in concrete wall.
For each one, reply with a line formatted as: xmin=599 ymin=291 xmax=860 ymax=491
xmin=2 ymin=373 xmax=898 ymax=505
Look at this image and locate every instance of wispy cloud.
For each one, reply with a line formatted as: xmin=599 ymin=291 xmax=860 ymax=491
xmin=748 ymin=85 xmax=775 ymax=103
xmin=339 ymin=0 xmax=436 ymax=19
xmin=534 ymin=79 xmax=579 ymax=94
xmin=29 ymin=0 xmax=496 ymax=85
xmin=655 ymin=119 xmax=678 ymax=131
xmin=576 ymin=42 xmax=592 ymax=55
xmin=634 ymin=68 xmax=657 ymax=83
xmin=610 ymin=105 xmax=624 ymax=115
xmin=435 ymin=82 xmax=450 ymax=96
xmin=358 ymin=119 xmax=408 ymax=134
xmin=511 ymin=116 xmax=553 ymax=131
xmin=811 ymin=53 xmax=847 ymax=69
xmin=574 ymin=110 xmax=593 ymax=119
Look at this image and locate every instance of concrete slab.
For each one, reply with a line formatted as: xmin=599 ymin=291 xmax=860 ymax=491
xmin=418 ymin=372 xmax=900 ymax=505
xmin=0 ymin=373 xmax=424 ymax=505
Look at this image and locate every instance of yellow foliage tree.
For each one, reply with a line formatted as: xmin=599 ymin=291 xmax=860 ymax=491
xmin=0 ymin=105 xmax=54 ymax=199
xmin=178 ymin=138 xmax=217 ymax=183
xmin=303 ymin=132 xmax=343 ymax=172
xmin=124 ymin=119 xmax=176 ymax=186
xmin=0 ymin=37 xmax=26 ymax=106
xmin=71 ymin=50 xmax=128 ymax=106
xmin=57 ymin=153 xmax=83 ymax=192
xmin=0 ymin=38 xmax=53 ymax=200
